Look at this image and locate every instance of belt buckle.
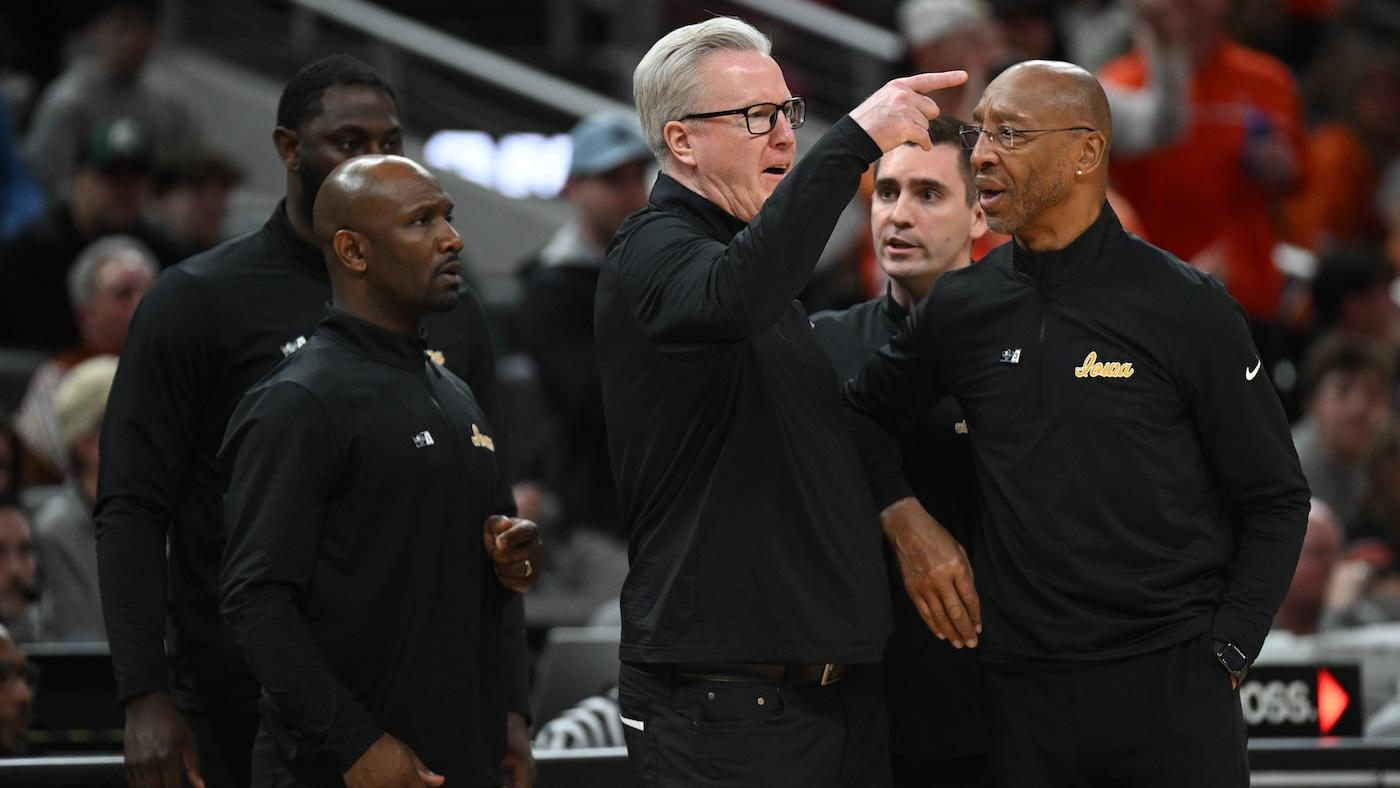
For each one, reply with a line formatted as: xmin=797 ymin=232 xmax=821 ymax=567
xmin=819 ymin=663 xmax=838 ymax=687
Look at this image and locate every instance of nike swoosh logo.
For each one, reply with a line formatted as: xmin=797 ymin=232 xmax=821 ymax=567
xmin=1245 ymin=360 xmax=1262 ymax=381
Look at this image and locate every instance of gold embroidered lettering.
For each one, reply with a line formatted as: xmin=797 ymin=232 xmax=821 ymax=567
xmin=471 ymin=423 xmax=496 ymax=452
xmin=1074 ymin=351 xmax=1135 ymax=379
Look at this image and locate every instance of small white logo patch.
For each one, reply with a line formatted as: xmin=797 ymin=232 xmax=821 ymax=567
xmin=413 ymin=431 xmax=434 ymax=448
xmin=1246 ymin=359 xmax=1262 ymax=381
xmin=280 ymin=336 xmax=308 ymax=357
xmin=999 ymin=348 xmax=1022 ymax=364
xmin=619 ymin=715 xmax=645 ymax=732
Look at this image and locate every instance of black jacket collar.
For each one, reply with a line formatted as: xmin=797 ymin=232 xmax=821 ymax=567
xmin=1011 ymin=202 xmax=1121 ymax=288
xmin=881 ymin=286 xmax=910 ymax=332
xmin=317 ymin=304 xmax=429 ymax=372
xmin=649 ymin=173 xmax=748 ymax=242
xmin=265 ymin=199 xmax=331 ymax=280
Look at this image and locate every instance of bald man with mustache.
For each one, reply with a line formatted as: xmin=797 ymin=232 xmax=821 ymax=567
xmin=220 ymin=156 xmax=538 ymax=788
xmin=844 ymin=61 xmax=1308 ymax=787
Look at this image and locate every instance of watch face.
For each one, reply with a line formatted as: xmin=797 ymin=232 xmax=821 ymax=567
xmin=1218 ymin=643 xmax=1248 ymax=673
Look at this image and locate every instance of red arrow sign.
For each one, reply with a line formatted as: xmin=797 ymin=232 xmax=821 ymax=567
xmin=1317 ymin=668 xmax=1350 ymax=735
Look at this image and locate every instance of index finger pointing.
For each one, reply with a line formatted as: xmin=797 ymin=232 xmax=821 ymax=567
xmin=898 ymin=70 xmax=969 ymax=94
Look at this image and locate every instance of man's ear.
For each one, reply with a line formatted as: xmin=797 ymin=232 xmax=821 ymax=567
xmin=969 ymin=200 xmax=989 ymax=242
xmin=1076 ymin=131 xmax=1107 ymax=177
xmin=663 ymin=120 xmax=697 ymax=168
xmin=273 ymin=126 xmax=300 ymax=173
xmin=333 ymin=229 xmax=369 ymax=274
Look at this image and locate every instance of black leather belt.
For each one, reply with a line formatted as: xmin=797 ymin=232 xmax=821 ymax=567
xmin=635 ymin=662 xmax=852 ymax=687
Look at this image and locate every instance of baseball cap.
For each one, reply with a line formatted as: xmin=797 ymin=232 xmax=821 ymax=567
xmin=568 ymin=111 xmax=652 ymax=179
xmin=898 ymin=0 xmax=989 ymax=46
xmin=77 ymin=117 xmax=154 ymax=172
xmin=56 ymin=355 xmax=119 ymax=446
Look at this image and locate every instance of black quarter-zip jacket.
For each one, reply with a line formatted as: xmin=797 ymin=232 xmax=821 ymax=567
xmin=812 ymin=291 xmax=985 ymax=762
xmin=220 ymin=306 xmax=510 ymax=785
xmin=595 ymin=115 xmax=892 ymax=664
xmin=95 ymin=202 xmax=525 ymax=716
xmin=844 ymin=205 xmax=1309 ymax=665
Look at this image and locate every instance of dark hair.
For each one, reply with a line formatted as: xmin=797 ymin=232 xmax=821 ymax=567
xmin=1311 ymin=245 xmax=1395 ymax=329
xmin=872 ymin=115 xmax=975 ymax=205
xmin=1301 ymin=331 xmax=1396 ymax=403
xmin=276 ymin=55 xmax=397 ymax=132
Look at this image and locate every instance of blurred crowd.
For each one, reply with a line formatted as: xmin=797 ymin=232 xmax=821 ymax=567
xmin=0 ymin=0 xmax=1398 ymax=752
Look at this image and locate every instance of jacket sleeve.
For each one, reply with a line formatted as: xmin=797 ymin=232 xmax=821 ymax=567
xmin=219 ymin=382 xmax=382 ymax=773
xmin=1179 ymin=282 xmax=1309 ymax=660
xmin=842 ymin=292 xmax=945 ymax=511
xmin=617 ymin=117 xmax=880 ymax=357
xmin=94 ymin=270 xmax=215 ymax=702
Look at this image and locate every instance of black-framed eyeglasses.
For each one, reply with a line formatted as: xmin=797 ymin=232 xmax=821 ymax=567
xmin=680 ymin=97 xmax=806 ymax=135
xmin=0 ymin=660 xmax=39 ymax=691
xmin=958 ymin=124 xmax=1096 ymax=151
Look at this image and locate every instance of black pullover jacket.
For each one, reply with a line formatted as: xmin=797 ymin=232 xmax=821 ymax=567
xmin=844 ymin=205 xmax=1308 ymax=666
xmin=812 ymin=290 xmax=985 ymax=762
xmin=220 ymin=306 xmax=511 ymax=786
xmin=95 ymin=202 xmax=526 ymax=715
xmin=595 ymin=115 xmax=891 ymax=665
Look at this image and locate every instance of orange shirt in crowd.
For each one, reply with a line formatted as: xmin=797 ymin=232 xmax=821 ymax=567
xmin=1101 ymin=41 xmax=1308 ymax=322
xmin=1284 ymin=122 xmax=1386 ymax=250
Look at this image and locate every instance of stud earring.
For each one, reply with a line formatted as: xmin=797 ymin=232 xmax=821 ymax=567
xmin=1076 ymin=169 xmax=1083 ymax=176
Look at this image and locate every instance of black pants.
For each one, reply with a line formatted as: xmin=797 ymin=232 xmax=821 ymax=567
xmin=981 ymin=634 xmax=1249 ymax=788
xmin=183 ymin=710 xmax=259 ymax=788
xmin=617 ymin=662 xmax=891 ymax=788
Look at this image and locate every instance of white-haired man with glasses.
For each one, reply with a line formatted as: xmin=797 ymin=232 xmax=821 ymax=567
xmin=596 ymin=15 xmax=966 ymax=788
xmin=844 ymin=60 xmax=1308 ymax=787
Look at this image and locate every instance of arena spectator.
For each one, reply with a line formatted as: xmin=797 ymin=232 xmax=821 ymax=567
xmin=0 ymin=623 xmax=35 ymax=755
xmin=149 ymin=152 xmax=242 ymax=261
xmin=1274 ymin=498 xmax=1388 ymax=635
xmin=0 ymin=419 xmax=16 ymax=499
xmin=1309 ymin=245 xmax=1398 ymax=343
xmin=513 ymin=110 xmax=648 ymax=597
xmin=32 ymin=356 xmax=117 ymax=643
xmin=1351 ymin=424 xmax=1400 ymax=598
xmin=0 ymin=118 xmax=172 ymax=351
xmin=1101 ymin=0 xmax=1308 ymax=371
xmin=11 ymin=236 xmax=155 ymax=481
xmin=898 ymin=0 xmax=1005 ymax=121
xmin=1286 ymin=41 xmax=1399 ymax=251
xmin=21 ymin=0 xmax=201 ymax=197
xmin=0 ymin=499 xmax=38 ymax=642
xmin=0 ymin=93 xmax=43 ymax=239
xmin=1380 ymin=159 xmax=1400 ymax=270
xmin=1292 ymin=333 xmax=1396 ymax=529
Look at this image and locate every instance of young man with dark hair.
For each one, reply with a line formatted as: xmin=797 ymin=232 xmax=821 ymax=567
xmin=96 ymin=55 xmax=537 ymax=788
xmin=811 ymin=114 xmax=989 ymax=787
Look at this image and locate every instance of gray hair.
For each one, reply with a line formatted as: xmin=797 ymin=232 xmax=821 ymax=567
xmin=633 ymin=17 xmax=772 ymax=167
xmin=67 ymin=235 xmax=158 ymax=308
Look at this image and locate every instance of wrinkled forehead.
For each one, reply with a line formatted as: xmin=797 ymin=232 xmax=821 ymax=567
xmin=693 ymin=50 xmax=790 ymax=110
xmin=973 ymin=74 xmax=1066 ymax=127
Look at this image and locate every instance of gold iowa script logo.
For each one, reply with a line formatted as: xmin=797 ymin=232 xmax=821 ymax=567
xmin=471 ymin=424 xmax=496 ymax=452
xmin=1074 ymin=351 xmax=1135 ymax=379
